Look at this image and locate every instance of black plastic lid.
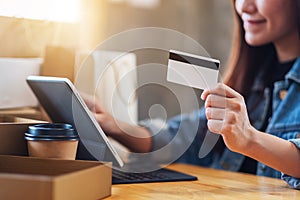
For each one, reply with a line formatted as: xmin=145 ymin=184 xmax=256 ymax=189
xmin=25 ymin=123 xmax=79 ymax=141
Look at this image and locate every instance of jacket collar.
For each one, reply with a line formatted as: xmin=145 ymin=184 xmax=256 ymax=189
xmin=286 ymin=56 xmax=300 ymax=84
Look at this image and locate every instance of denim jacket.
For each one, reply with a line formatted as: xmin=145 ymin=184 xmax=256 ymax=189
xmin=139 ymin=56 xmax=300 ymax=189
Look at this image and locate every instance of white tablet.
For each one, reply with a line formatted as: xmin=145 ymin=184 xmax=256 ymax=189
xmin=27 ymin=76 xmax=124 ymax=167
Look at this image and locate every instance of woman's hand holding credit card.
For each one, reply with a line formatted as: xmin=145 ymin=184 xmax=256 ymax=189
xmin=167 ymin=49 xmax=221 ymax=158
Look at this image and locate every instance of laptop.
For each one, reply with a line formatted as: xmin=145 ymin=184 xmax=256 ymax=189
xmin=26 ymin=76 xmax=197 ymax=184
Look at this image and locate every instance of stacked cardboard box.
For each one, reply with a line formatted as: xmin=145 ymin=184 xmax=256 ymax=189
xmin=0 ymin=155 xmax=112 ymax=200
xmin=0 ymin=116 xmax=112 ymax=200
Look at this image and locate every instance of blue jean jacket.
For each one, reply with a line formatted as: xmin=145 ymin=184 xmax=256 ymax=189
xmin=140 ymin=56 xmax=300 ymax=189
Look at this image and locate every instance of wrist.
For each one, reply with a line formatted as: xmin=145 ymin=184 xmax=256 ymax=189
xmin=110 ymin=119 xmax=127 ymax=137
xmin=241 ymin=126 xmax=260 ymax=157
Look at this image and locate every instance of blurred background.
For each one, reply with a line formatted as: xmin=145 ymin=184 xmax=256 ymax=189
xmin=0 ymin=0 xmax=234 ymax=122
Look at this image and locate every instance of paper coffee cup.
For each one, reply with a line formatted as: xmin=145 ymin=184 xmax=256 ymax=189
xmin=25 ymin=123 xmax=79 ymax=160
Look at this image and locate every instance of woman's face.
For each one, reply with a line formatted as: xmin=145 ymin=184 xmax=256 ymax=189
xmin=235 ymin=0 xmax=298 ymax=46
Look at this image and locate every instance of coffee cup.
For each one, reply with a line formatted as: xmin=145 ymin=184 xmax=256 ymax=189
xmin=25 ymin=123 xmax=79 ymax=160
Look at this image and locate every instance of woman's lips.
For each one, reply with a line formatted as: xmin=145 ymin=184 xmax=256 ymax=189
xmin=243 ymin=19 xmax=266 ymax=31
xmin=246 ymin=19 xmax=266 ymax=24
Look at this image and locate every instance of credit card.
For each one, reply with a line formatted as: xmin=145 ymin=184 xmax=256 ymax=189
xmin=167 ymin=50 xmax=220 ymax=90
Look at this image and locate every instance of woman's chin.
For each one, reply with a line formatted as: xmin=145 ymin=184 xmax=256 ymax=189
xmin=245 ymin=34 xmax=270 ymax=47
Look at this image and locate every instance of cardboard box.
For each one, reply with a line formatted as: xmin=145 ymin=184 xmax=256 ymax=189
xmin=0 ymin=115 xmax=46 ymax=156
xmin=0 ymin=155 xmax=112 ymax=200
xmin=41 ymin=46 xmax=75 ymax=82
xmin=0 ymin=107 xmax=43 ymax=120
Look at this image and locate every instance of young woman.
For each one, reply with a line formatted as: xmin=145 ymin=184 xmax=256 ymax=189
xmin=84 ymin=0 xmax=300 ymax=189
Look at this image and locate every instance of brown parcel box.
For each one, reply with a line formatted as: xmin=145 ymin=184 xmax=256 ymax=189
xmin=0 ymin=155 xmax=112 ymax=200
xmin=0 ymin=115 xmax=46 ymax=156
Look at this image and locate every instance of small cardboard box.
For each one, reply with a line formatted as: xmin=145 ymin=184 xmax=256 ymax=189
xmin=0 ymin=155 xmax=112 ymax=200
xmin=41 ymin=46 xmax=75 ymax=82
xmin=0 ymin=115 xmax=46 ymax=156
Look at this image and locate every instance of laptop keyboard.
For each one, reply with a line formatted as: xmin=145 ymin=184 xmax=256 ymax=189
xmin=112 ymin=168 xmax=197 ymax=184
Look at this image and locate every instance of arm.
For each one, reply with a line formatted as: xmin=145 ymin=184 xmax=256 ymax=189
xmin=94 ymin=116 xmax=152 ymax=153
xmin=201 ymin=83 xmax=300 ymax=178
xmin=81 ymin=93 xmax=209 ymax=158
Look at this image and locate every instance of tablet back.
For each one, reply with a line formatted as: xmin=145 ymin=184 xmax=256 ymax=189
xmin=26 ymin=76 xmax=124 ymax=167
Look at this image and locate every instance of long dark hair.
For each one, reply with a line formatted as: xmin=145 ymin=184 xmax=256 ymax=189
xmin=224 ymin=0 xmax=300 ymax=97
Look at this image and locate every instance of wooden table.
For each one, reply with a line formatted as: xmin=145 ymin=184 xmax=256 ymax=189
xmin=107 ymin=163 xmax=300 ymax=199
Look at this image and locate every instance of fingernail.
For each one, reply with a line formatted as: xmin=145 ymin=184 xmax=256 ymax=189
xmin=200 ymin=91 xmax=205 ymax=100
